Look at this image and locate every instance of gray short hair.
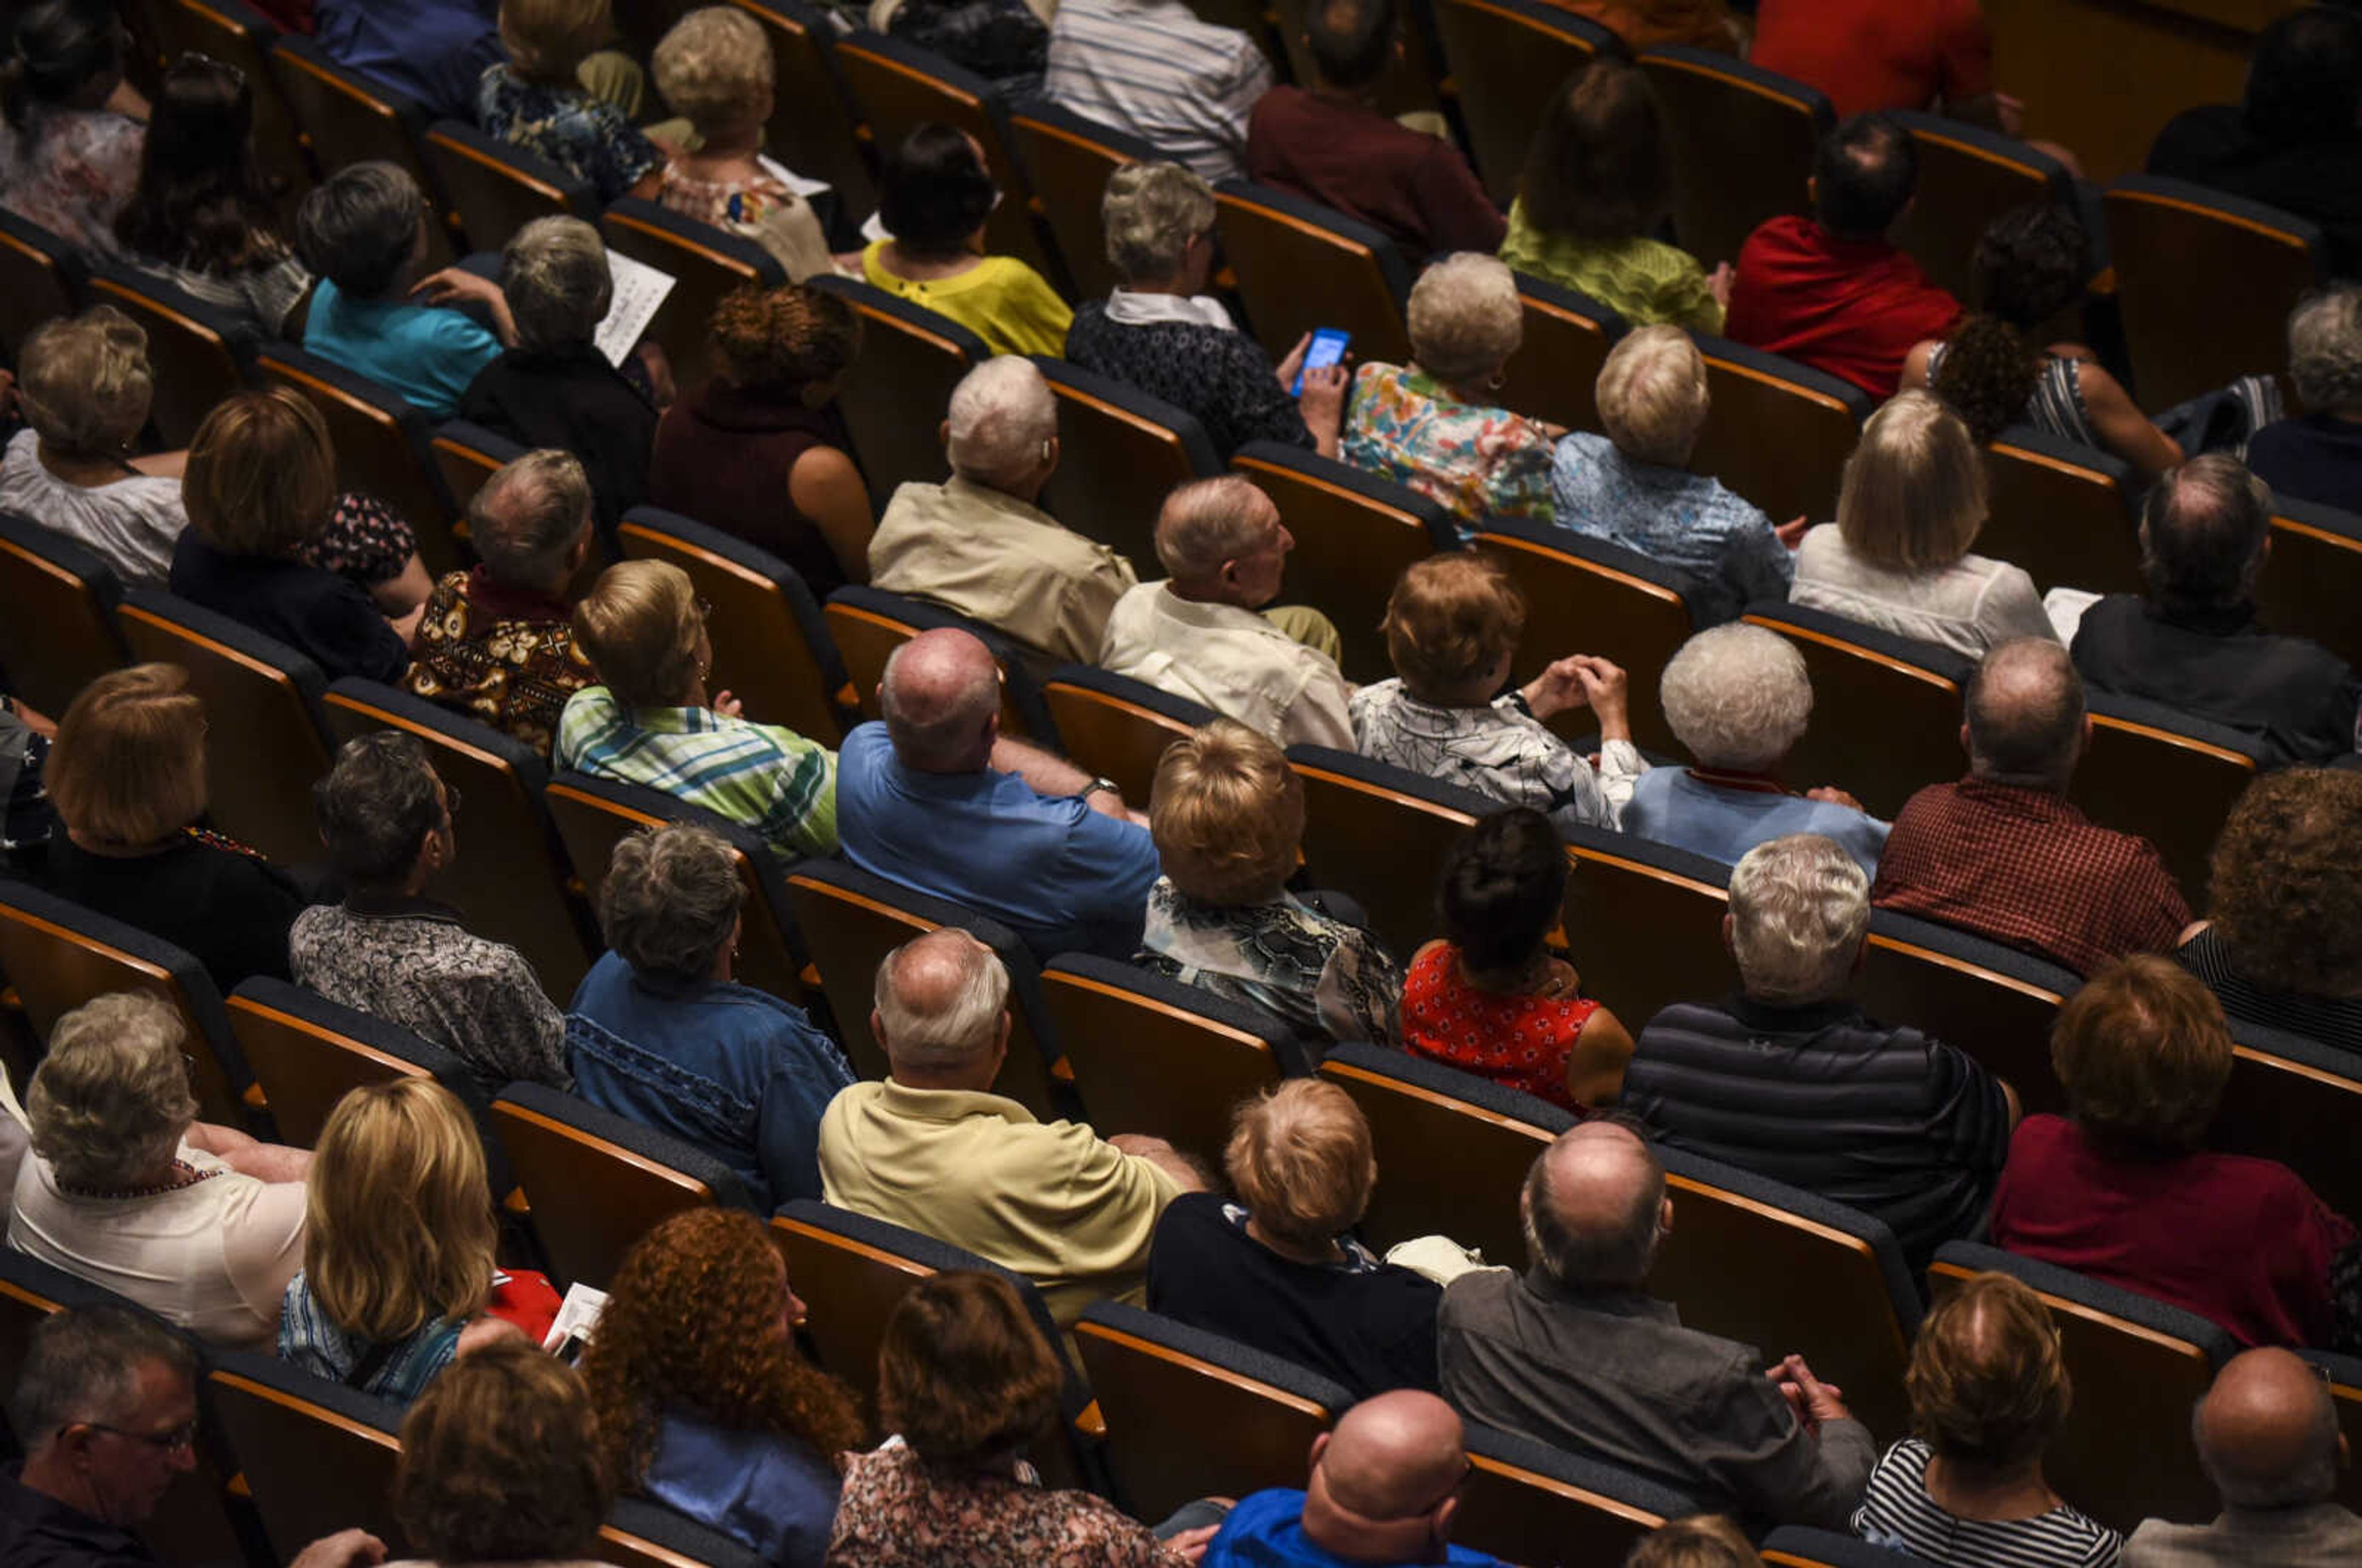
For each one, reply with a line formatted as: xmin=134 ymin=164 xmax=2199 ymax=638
xmin=1155 ymin=476 xmax=1274 ymax=579
xmin=1521 ymin=1124 xmax=1665 ymax=1289
xmin=1727 ymin=834 xmax=1869 ymax=1004
xmin=502 ymin=217 xmax=613 ymax=353
xmin=1101 ymin=161 xmax=1215 ymax=284
xmin=872 ymin=930 xmax=1011 ymax=1072
xmin=945 ymin=356 xmax=1058 ymax=480
xmin=27 ymin=993 xmax=198 ymax=1190
xmin=1407 ymin=253 xmax=1523 ymax=386
xmin=1596 ymin=324 xmax=1708 ymax=466
xmin=2289 ymin=285 xmax=2362 ymax=414
xmin=312 ymin=732 xmax=443 ymax=889
xmin=598 ymin=823 xmax=746 ymax=992
xmin=1660 ymin=623 xmax=1813 ymax=771
xmin=470 ymin=449 xmax=592 ymax=584
xmin=9 ymin=1306 xmax=194 ymax=1457
xmin=295 ymin=161 xmax=427 ymax=298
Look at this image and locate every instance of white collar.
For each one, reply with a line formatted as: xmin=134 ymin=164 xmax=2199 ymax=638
xmin=1104 ymin=289 xmax=1236 ymax=332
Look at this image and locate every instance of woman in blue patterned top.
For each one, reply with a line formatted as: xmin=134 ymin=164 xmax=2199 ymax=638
xmin=478 ymin=0 xmax=665 ymax=205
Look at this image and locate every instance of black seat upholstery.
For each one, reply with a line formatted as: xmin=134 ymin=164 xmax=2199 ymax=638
xmin=2260 ymin=495 xmax=2362 ymax=670
xmin=1981 ymin=423 xmax=2142 ymax=595
xmin=1458 ymin=1422 xmax=1701 ymax=1568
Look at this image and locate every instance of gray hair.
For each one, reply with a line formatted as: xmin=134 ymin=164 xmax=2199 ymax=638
xmin=501 ymin=217 xmax=613 ymax=353
xmin=1155 ymin=475 xmax=1274 ymax=579
xmin=2289 ymin=285 xmax=2362 ymax=415
xmin=17 ymin=306 xmax=153 ymax=457
xmin=651 ymin=5 xmax=773 ymax=134
xmin=872 ymin=929 xmax=1011 ymax=1072
xmin=1101 ymin=161 xmax=1216 ymax=284
xmin=1596 ymin=324 xmax=1708 ymax=466
xmin=8 ymin=1306 xmax=194 ymax=1457
xmin=1727 ymin=834 xmax=1869 ymax=1004
xmin=598 ymin=823 xmax=746 ymax=992
xmin=1521 ymin=1123 xmax=1666 ymax=1289
xmin=312 ymin=732 xmax=445 ymax=889
xmin=1407 ymin=252 xmax=1523 ymax=386
xmin=294 ymin=161 xmax=427 ymax=298
xmin=27 ymin=993 xmax=199 ymax=1190
xmin=1660 ymin=623 xmax=1813 ymax=771
xmin=470 ymin=449 xmax=592 ymax=586
xmin=945 ymin=356 xmax=1058 ymax=481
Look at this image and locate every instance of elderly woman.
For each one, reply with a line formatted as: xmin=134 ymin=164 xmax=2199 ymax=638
xmin=1552 ymin=325 xmax=1794 ymax=625
xmin=1352 ymin=552 xmax=1643 ymax=832
xmin=2177 ymin=768 xmax=2362 ymax=1054
xmin=1500 ymin=59 xmax=1725 ymax=332
xmin=280 ymin=1080 xmax=530 ymax=1401
xmin=580 ymin=1209 xmax=865 ymax=1564
xmin=1064 ymin=161 xmax=1345 ymax=459
xmin=557 ymin=560 xmax=841 ymax=856
xmin=1147 ymin=1080 xmax=1441 ymax=1398
xmin=650 ymin=282 xmax=872 ymax=595
xmin=648 ymin=7 xmax=833 ymax=280
xmin=458 ymin=216 xmax=658 ymax=530
xmin=295 ymin=161 xmax=515 ymax=419
xmin=1851 ymin=1272 xmax=2121 ymax=1567
xmin=1138 ymin=721 xmax=1400 ymax=1050
xmin=1342 ymin=253 xmax=1559 ymax=533
xmin=567 ymin=824 xmax=854 ymax=1208
xmin=2247 ymin=285 xmax=2362 ymax=513
xmin=862 ymin=122 xmax=1071 ymax=357
xmin=1623 ymin=624 xmax=1887 ymax=872
xmin=1401 ymin=806 xmax=1634 ymax=1112
xmin=0 ymin=0 xmax=141 ymax=260
xmin=478 ymin=0 xmax=663 ymax=205
xmin=1990 ymin=955 xmax=2358 ymax=1353
xmin=1791 ymin=391 xmax=2053 ymax=660
xmin=394 ymin=1343 xmax=614 ymax=1568
xmin=8 ymin=992 xmax=310 ymax=1350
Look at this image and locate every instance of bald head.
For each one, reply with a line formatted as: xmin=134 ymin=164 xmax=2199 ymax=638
xmin=879 ymin=629 xmax=1001 ymax=773
xmin=871 ymin=928 xmax=1011 ymax=1083
xmin=2193 ymin=1348 xmax=2346 ymax=1510
xmin=1963 ymin=637 xmax=2085 ymax=790
xmin=1522 ymin=1121 xmax=1668 ymax=1291
xmin=1302 ymin=1391 xmax=1471 ymax=1562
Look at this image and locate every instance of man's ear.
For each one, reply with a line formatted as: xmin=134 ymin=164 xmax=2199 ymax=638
xmin=1307 ymin=1430 xmax=1331 ymax=1472
xmin=1660 ymin=1194 xmax=1675 ymax=1236
xmin=1433 ymin=1494 xmax=1460 ymax=1545
xmin=938 ymin=418 xmax=952 ymax=453
xmin=1719 ymin=911 xmax=1735 ymax=956
xmin=1957 ymin=722 xmax=1971 ymax=758
xmin=1041 ymin=434 xmax=1062 ymax=477
xmin=869 ymin=1008 xmax=888 ymax=1055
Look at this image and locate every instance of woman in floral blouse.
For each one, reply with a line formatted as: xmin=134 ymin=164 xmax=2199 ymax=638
xmin=646 ymin=6 xmax=833 ymax=279
xmin=0 ymin=0 xmax=143 ymax=260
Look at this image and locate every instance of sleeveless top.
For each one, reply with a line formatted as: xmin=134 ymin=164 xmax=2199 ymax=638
xmin=1399 ymin=943 xmax=1601 ymax=1113
xmin=1927 ymin=340 xmax=2099 ymax=448
xmin=650 ymin=380 xmax=855 ymax=596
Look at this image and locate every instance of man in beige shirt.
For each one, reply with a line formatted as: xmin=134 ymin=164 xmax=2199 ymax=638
xmin=868 ymin=356 xmax=1138 ymax=664
xmin=817 ymin=928 xmax=1204 ymax=1325
xmin=1099 ymin=476 xmax=1355 ymax=750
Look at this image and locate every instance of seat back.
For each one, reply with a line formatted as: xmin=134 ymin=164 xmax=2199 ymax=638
xmin=1690 ymin=335 xmax=1870 ymax=527
xmin=1740 ymin=603 xmax=1971 ymax=821
xmin=115 ymin=590 xmax=333 ymax=867
xmin=0 ymin=209 xmax=83 ymax=361
xmin=1287 ymin=746 xmax=1493 ymax=959
xmin=598 ymin=1497 xmax=769 ymax=1568
xmin=227 ymin=977 xmax=496 ymax=1161
xmin=1979 ymin=425 xmax=2142 ymax=595
xmin=1856 ymin=912 xmax=2074 ymax=1115
xmin=427 ymin=418 xmax=528 ymax=538
xmin=1038 ymin=666 xmax=1214 ymax=806
xmin=600 ymin=199 xmax=789 ymax=394
xmin=2075 ymin=694 xmax=2259 ymax=905
xmin=1006 ymin=101 xmax=1159 ymax=303
xmin=255 ymin=346 xmax=461 ymax=575
xmin=1760 ymin=1527 xmax=1950 ymax=1568
xmin=2260 ymin=496 xmax=2362 ymax=669
xmin=2219 ymin=1021 xmax=2362 ymax=1224
xmin=0 ymin=512 xmax=127 ymax=719
xmin=1214 ymin=181 xmax=1414 ymax=368
xmin=267 ymin=39 xmax=451 ymax=266
xmin=143 ymin=0 xmax=312 ymax=225
xmin=1429 ymin=0 xmax=1612 ymax=204
xmin=722 ymin=0 xmax=877 ymax=212
xmin=1505 ymin=273 xmax=1625 ymax=437
xmin=2300 ymin=1350 xmax=2362 ymax=1514
xmin=1035 ymin=357 xmax=1223 ymax=573
xmin=206 ymin=1350 xmax=406 ymax=1558
xmin=1559 ymin=826 xmax=1734 ymax=1032
xmin=422 ymin=119 xmax=598 ymax=255
xmin=1639 ymin=48 xmax=1831 ymax=269
xmin=822 ymin=584 xmax=1059 ymax=742
xmin=1457 ymin=1422 xmax=1698 ymax=1568
xmin=1889 ymin=114 xmax=2074 ymax=303
xmin=85 ymin=265 xmax=254 ymax=450
xmin=808 ymin=276 xmax=983 ymax=507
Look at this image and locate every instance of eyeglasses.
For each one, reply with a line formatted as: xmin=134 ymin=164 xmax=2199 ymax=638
xmin=77 ymin=1420 xmax=198 ymax=1454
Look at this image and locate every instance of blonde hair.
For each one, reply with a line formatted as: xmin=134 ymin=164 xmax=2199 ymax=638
xmin=1381 ymin=552 xmax=1527 ymax=702
xmin=26 ymin=993 xmax=198 ymax=1190
xmin=1150 ymin=720 xmax=1304 ymax=905
xmin=46 ymin=664 xmax=209 ymax=848
xmin=1407 ymin=253 xmax=1522 ymax=386
xmin=499 ymin=0 xmax=611 ymax=79
xmin=652 ymin=6 xmax=772 ymax=135
xmin=571 ymin=559 xmax=706 ymax=709
xmin=1101 ymin=161 xmax=1216 ymax=283
xmin=1225 ymin=1080 xmax=1375 ymax=1250
xmin=306 ymin=1080 xmax=495 ymax=1342
xmin=1596 ymin=325 xmax=1709 ymax=466
xmin=183 ymin=388 xmax=338 ymax=557
xmin=18 ymin=306 xmax=153 ymax=458
xmin=1835 ymin=390 xmax=1989 ymax=572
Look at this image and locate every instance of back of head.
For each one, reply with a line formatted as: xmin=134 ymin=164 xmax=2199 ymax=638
xmin=2193 ymin=1347 xmax=2344 ymax=1510
xmin=2288 ymin=285 xmax=2362 ymax=419
xmin=2243 ymin=5 xmax=2362 ymax=148
xmin=294 ymin=161 xmax=424 ymax=298
xmin=877 ymin=1270 xmax=1062 ymax=1468
xmin=1658 ymin=623 xmax=1812 ymax=773
xmin=2137 ymin=454 xmax=2272 ymax=613
xmin=1406 ymin=252 xmax=1523 ymax=386
xmin=27 ymin=992 xmax=197 ymax=1192
xmin=880 ymin=122 xmax=996 ymax=253
xmin=1971 ymin=204 xmax=2088 ymax=333
xmin=185 ymin=388 xmax=338 ymax=559
xmin=1813 ymin=113 xmax=1917 ymax=241
xmin=1150 ymin=719 xmax=1304 ymax=906
xmin=945 ymin=354 xmax=1057 ymax=484
xmin=47 ymin=663 xmax=208 ymax=848
xmin=1836 ymin=389 xmax=1988 ymax=573
xmin=1 ymin=0 xmax=122 ymax=133
xmin=2048 ymin=953 xmax=2234 ymax=1156
xmin=499 ymin=0 xmax=612 ymax=81
xmin=18 ymin=305 xmax=152 ymax=460
xmin=1519 ymin=58 xmax=1668 ymax=244
xmin=1100 ymin=161 xmax=1217 ymax=285
xmin=1727 ymin=834 xmax=1869 ymax=1004
xmin=1305 ymin=1390 xmax=1471 ymax=1561
xmin=469 ymin=448 xmax=592 ymax=588
xmin=710 ymin=281 xmax=862 ymax=393
xmin=571 ymin=559 xmax=704 ymax=709
xmin=652 ymin=5 xmax=773 ymax=137
xmin=1225 ymin=1080 xmax=1375 ymax=1250
xmin=1963 ymin=637 xmax=2085 ymax=790
xmin=1596 ymin=325 xmax=1710 ymax=468
xmin=396 ymin=1340 xmax=613 ymax=1562
xmin=8 ymin=1305 xmax=194 ymax=1459
xmin=1305 ymin=0 xmax=1396 ymax=91
xmin=878 ymin=627 xmax=1003 ymax=771
xmin=872 ymin=928 xmax=1011 ymax=1077
xmin=1522 ymin=1120 xmax=1667 ymax=1291
xmin=312 ymin=731 xmax=443 ymax=891
xmin=1380 ymin=551 xmax=1527 ymax=703
xmin=598 ymin=822 xmax=746 ymax=993
xmin=1438 ymin=807 xmax=1567 ymax=981
xmin=1906 ymin=1271 xmax=2072 ymax=1477
xmin=2207 ymin=766 xmax=2362 ymax=997
xmin=307 ymin=1079 xmax=493 ymax=1344
xmin=501 ymin=215 xmax=611 ymax=353
xmin=1621 ymin=1517 xmax=1762 ymax=1568
xmin=117 ymin=52 xmax=269 ymax=271
xmin=1154 ymin=474 xmax=1276 ymax=584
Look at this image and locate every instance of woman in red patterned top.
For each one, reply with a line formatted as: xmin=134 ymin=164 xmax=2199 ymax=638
xmin=1401 ymin=807 xmax=1634 ymax=1112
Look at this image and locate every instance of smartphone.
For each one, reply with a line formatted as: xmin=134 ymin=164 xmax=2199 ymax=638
xmin=1292 ymin=327 xmax=1351 ymax=396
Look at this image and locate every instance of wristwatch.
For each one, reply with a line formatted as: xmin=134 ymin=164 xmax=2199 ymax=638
xmin=1078 ymin=776 xmax=1123 ymax=805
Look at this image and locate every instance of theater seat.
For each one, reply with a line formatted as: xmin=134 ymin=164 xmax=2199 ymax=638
xmin=427 ymin=418 xmax=527 ymax=531
xmin=0 ymin=208 xmax=83 ymax=360
xmin=1006 ymin=103 xmax=1158 ymax=304
xmin=2076 ymin=693 xmax=2261 ymax=906
xmin=0 ymin=512 xmax=127 ymax=720
xmin=267 ymin=39 xmax=453 ymax=265
xmin=1038 ymin=666 xmax=1214 ymax=808
xmin=85 ymin=265 xmax=255 ymax=451
xmin=1856 ymin=911 xmax=2075 ymax=1115
xmin=822 ymin=584 xmax=1060 ymax=743
xmin=599 ymin=200 xmax=788 ymax=395
xmin=1560 ymin=824 xmax=1733 ymax=1033
xmin=1033 ymin=357 xmax=1223 ymax=574
xmin=721 ymin=0 xmax=876 ymax=213
xmin=1888 ymin=114 xmax=2075 ymax=304
xmin=1638 ymin=48 xmax=1832 ymax=270
xmin=2261 ymin=495 xmax=2362 ymax=670
xmin=1740 ymin=602 xmax=1971 ymax=821
xmin=2300 ymin=1349 xmax=2362 ymax=1513
xmin=1506 ymin=274 xmax=1626 ymax=437
xmin=2220 ymin=1018 xmax=2362 ymax=1225
xmin=145 ymin=0 xmax=312 ymax=227
xmin=1689 ymin=335 xmax=1871 ymax=528
xmin=1459 ymin=1422 xmax=1701 ymax=1568
xmin=255 ymin=345 xmax=461 ymax=575
xmin=1429 ymin=0 xmax=1613 ymax=204
xmin=1214 ymin=181 xmax=1414 ymax=368
xmin=806 ymin=276 xmax=984 ymax=507
xmin=207 ymin=1350 xmax=405 ymax=1557
xmin=1287 ymin=746 xmax=1495 ymax=959
xmin=1979 ymin=425 xmax=2142 ymax=596
xmin=422 ymin=119 xmax=597 ymax=255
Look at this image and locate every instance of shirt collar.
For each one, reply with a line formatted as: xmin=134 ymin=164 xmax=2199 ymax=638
xmin=1153 ymin=584 xmax=1281 ymax=631
xmin=2149 ymin=598 xmax=2265 ymax=637
xmin=463 ymin=565 xmax=573 ymax=624
xmin=876 ymin=1078 xmax=1038 ymax=1126
xmin=939 ymin=474 xmax=1062 ymax=530
xmin=1722 ymin=990 xmax=1866 ymax=1035
xmin=1 ymin=1467 xmax=154 ymax=1558
xmin=1103 ymin=289 xmax=1236 ymax=333
xmin=342 ymin=890 xmax=467 ymax=925
xmin=1518 ymin=1268 xmax=1680 ymax=1322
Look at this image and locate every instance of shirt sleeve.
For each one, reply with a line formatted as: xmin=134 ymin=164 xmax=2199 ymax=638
xmin=1283 ymin=667 xmax=1358 ymax=752
xmin=1722 ymin=509 xmax=1797 ymax=609
xmin=993 ymin=261 xmax=1078 ymax=358
xmin=478 ymin=947 xmax=573 ymax=1091
xmin=1060 ymin=1129 xmax=1184 ymax=1279
xmin=1053 ymin=551 xmax=1142 ymax=666
xmin=1316 ymin=928 xmax=1404 ymax=1047
xmin=753 ymin=730 xmax=841 ymax=858
xmin=1220 ymin=332 xmax=1316 ymax=450
xmin=1696 ymin=1358 xmax=1877 ymax=1531
xmin=221 ymin=1177 xmax=310 ymax=1339
xmin=1659 ymin=253 xmax=1727 ymax=335
xmin=1214 ymin=40 xmax=1276 ymax=159
xmin=416 ymin=312 xmax=509 ymax=418
xmin=1926 ymin=1037 xmax=2013 ymax=1184
xmin=301 ymin=574 xmax=410 ymax=683
xmin=757 ymin=1032 xmax=855 ymax=1207
xmin=1592 ymin=739 xmax=1648 ymax=824
xmin=1060 ymin=808 xmax=1164 ymax=934
xmin=2114 ymin=843 xmax=2194 ymax=958
xmin=1980 ymin=563 xmax=2059 ymax=647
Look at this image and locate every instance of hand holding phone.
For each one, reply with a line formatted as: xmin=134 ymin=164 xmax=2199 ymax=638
xmin=1293 ymin=327 xmax=1351 ymax=396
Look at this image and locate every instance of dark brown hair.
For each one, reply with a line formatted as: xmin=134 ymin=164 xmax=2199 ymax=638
xmin=710 ymin=282 xmax=862 ymax=392
xmin=2206 ymin=768 xmax=2362 ymax=997
xmin=394 ymin=1342 xmax=613 ymax=1562
xmin=1518 ymin=58 xmax=1670 ymax=244
xmin=877 ymin=1272 xmax=1061 ymax=1470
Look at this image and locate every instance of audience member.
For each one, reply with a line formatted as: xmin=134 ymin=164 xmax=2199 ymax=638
xmin=869 ymin=356 xmax=1137 ymax=664
xmin=1353 ymin=552 xmax=1642 ymax=831
xmin=279 ymin=1080 xmax=525 ymax=1402
xmin=41 ymin=665 xmax=309 ymax=993
xmin=559 ymin=560 xmax=841 ymax=856
xmin=9 ymin=993 xmax=309 ymax=1350
xmin=2178 ymin=768 xmax=2362 ymax=1053
xmin=2072 ymin=455 xmax=2361 ymax=765
xmin=314 ymin=0 xmax=505 ymax=123
xmin=1551 ymin=325 xmax=1794 ymax=625
xmin=861 ymin=124 xmax=1071 ymax=357
xmin=1852 ymin=1271 xmax=2121 ymax=1567
xmin=0 ymin=0 xmax=142 ymax=260
xmin=1751 ymin=0 xmax=2003 ymax=125
xmin=1791 ymin=391 xmax=2050 ymax=659
xmin=1044 ymin=0 xmax=1272 ymax=186
xmin=818 ymin=930 xmax=1202 ymax=1324
xmin=835 ymin=629 xmax=1159 ymax=958
xmin=1990 ymin=956 xmax=2358 ymax=1353
xmin=1139 ymin=722 xmax=1400 ymax=1048
xmin=1725 ymin=114 xmax=1963 ymax=401
xmin=829 ymin=1271 xmax=1217 ymax=1564
xmin=1626 ymin=833 xmax=2014 ymax=1272
xmin=2120 ymin=1347 xmax=2362 ymax=1567
xmin=1244 ymin=0 xmax=1503 ymax=260
xmin=1064 ymin=162 xmax=1345 ymax=459
xmin=1874 ymin=639 xmax=2190 ymax=977
xmin=292 ymin=732 xmax=571 ymax=1091
xmin=1540 ymin=1 xmax=1740 ymax=53
xmin=567 ymin=823 xmax=854 ymax=1208
xmin=1150 ymin=1082 xmax=1442 ymax=1400
xmin=579 ymin=1209 xmax=865 ymax=1566
xmin=651 ymin=282 xmax=872 ymax=597
xmin=2246 ymin=286 xmax=2362 ymax=514
xmin=1401 ymin=807 xmax=1634 ymax=1112
xmin=1439 ymin=1119 xmax=1876 ymax=1524
xmin=400 ymin=449 xmax=598 ymax=758
xmin=476 ymin=0 xmax=662 ymax=204
xmin=874 ymin=0 xmax=1049 ymax=97
xmin=647 ymin=7 xmax=833 ymax=278
xmin=1623 ymin=1517 xmax=1763 ymax=1568
xmin=392 ymin=1342 xmax=614 ymax=1568
xmin=1500 ymin=60 xmax=1724 ymax=332
xmin=1621 ymin=624 xmax=1888 ymax=873
xmin=1342 ymin=254 xmax=1558 ymax=533
xmin=1100 ymin=477 xmax=1353 ymax=749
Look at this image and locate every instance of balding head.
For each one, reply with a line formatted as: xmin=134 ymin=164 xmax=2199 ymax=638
xmin=1964 ymin=638 xmax=2085 ymax=791
xmin=2140 ymin=455 xmax=2273 ymax=613
xmin=469 ymin=449 xmax=593 ymax=593
xmin=1302 ymin=1391 xmax=1471 ymax=1562
xmin=878 ymin=629 xmax=1001 ymax=773
xmin=2193 ymin=1348 xmax=2347 ymax=1510
xmin=870 ymin=928 xmax=1011 ymax=1087
xmin=1522 ymin=1121 xmax=1669 ymax=1291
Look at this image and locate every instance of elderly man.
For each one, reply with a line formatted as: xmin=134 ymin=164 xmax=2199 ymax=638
xmin=818 ymin=929 xmax=1203 ymax=1325
xmin=1100 ymin=477 xmax=1354 ymax=749
xmin=1624 ymin=833 xmax=2014 ymax=1274
xmin=1873 ymin=638 xmax=2191 ymax=976
xmin=868 ymin=356 xmax=1137 ymax=664
xmin=1044 ymin=0 xmax=1272 ymax=186
xmin=400 ymin=449 xmax=597 ymax=757
xmin=1724 ymin=114 xmax=1964 ymax=400
xmin=2123 ymin=1348 xmax=2362 ymax=1566
xmin=2072 ymin=455 xmax=2361 ymax=765
xmin=1440 ymin=1119 xmax=1875 ymax=1526
xmin=2248 ymin=287 xmax=2362 ymax=514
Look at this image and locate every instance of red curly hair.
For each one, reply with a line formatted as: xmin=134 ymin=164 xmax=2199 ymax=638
xmin=578 ymin=1208 xmax=867 ymax=1488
